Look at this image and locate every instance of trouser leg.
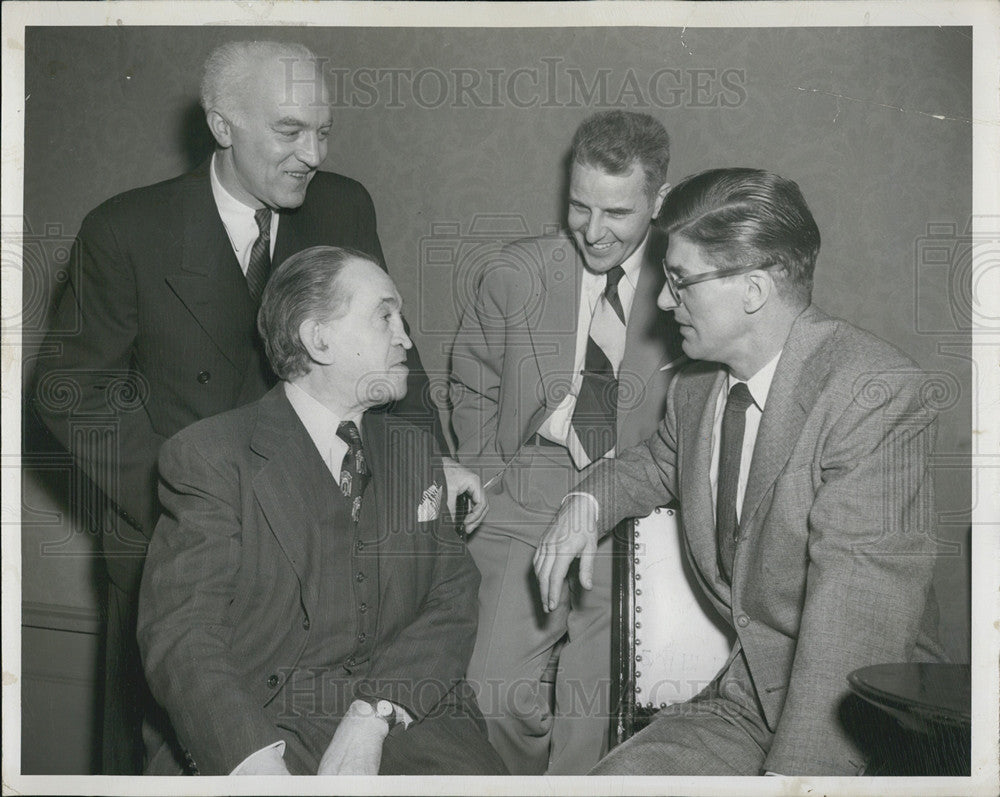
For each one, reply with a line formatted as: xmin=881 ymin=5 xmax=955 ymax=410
xmin=546 ymin=531 xmax=614 ymax=774
xmin=466 ymin=529 xmax=568 ymax=775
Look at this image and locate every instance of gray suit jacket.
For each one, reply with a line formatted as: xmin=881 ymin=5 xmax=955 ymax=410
xmin=581 ymin=305 xmax=946 ymax=774
xmin=138 ymin=386 xmax=479 ymax=774
xmin=450 ymin=229 xmax=683 ymax=543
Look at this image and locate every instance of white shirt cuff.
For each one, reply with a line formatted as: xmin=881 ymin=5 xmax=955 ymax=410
xmin=563 ymin=491 xmax=600 ymax=523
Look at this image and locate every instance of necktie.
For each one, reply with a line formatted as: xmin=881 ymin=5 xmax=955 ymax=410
xmin=337 ymin=420 xmax=370 ymax=523
xmin=569 ymin=266 xmax=627 ymax=467
xmin=245 ymin=207 xmax=273 ymax=303
xmin=716 ymin=382 xmax=755 ymax=583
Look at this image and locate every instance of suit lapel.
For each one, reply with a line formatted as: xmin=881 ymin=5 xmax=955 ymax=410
xmin=679 ymin=368 xmax=731 ymax=601
xmin=250 ymin=386 xmax=330 ymax=615
xmin=272 ymin=208 xmax=303 ymax=271
xmin=739 ymin=306 xmax=831 ymax=538
xmin=525 ymin=235 xmax=583 ymax=435
xmin=164 ymin=161 xmax=257 ymax=370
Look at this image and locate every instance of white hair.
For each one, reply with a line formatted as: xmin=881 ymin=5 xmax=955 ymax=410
xmin=200 ymin=40 xmax=322 ymax=123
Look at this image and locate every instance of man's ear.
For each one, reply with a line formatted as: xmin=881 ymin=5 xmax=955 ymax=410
xmin=651 ymin=182 xmax=671 ymax=219
xmin=206 ymin=109 xmax=233 ymax=148
xmin=299 ymin=318 xmax=335 ymax=366
xmin=744 ymin=270 xmax=773 ymax=314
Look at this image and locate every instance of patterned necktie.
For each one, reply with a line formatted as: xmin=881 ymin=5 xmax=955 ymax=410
xmin=716 ymin=382 xmax=755 ymax=583
xmin=245 ymin=207 xmax=273 ymax=304
xmin=568 ymin=265 xmax=627 ymax=468
xmin=337 ymin=420 xmax=370 ymax=523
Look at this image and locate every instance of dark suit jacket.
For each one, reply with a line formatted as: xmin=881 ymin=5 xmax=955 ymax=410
xmin=581 ymin=305 xmax=947 ymax=774
xmin=449 ymin=229 xmax=683 ymax=543
xmin=31 ymin=160 xmax=434 ymax=593
xmin=137 ymin=385 xmax=480 ymax=775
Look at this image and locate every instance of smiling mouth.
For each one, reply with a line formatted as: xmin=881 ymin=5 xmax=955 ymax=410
xmin=285 ymin=170 xmax=313 ymax=181
xmin=586 ymin=241 xmax=615 ymax=251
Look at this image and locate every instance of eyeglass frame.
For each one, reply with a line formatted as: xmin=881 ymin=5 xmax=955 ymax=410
xmin=661 ymin=259 xmax=777 ymax=306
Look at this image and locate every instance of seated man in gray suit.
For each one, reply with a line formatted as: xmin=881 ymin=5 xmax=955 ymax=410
xmin=535 ymin=168 xmax=946 ymax=776
xmin=138 ymin=246 xmax=506 ymax=776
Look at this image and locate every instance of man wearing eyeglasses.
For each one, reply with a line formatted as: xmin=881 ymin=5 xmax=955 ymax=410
xmin=535 ymin=168 xmax=946 ymax=776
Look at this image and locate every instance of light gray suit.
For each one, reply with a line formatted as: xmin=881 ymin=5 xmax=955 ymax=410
xmin=585 ymin=305 xmax=946 ymax=775
xmin=450 ymin=230 xmax=683 ymax=773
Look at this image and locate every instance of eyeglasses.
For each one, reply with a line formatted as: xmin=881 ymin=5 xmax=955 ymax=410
xmin=661 ymin=260 xmax=775 ymax=306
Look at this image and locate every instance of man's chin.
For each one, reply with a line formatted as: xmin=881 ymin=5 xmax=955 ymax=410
xmin=360 ymin=377 xmax=408 ymax=407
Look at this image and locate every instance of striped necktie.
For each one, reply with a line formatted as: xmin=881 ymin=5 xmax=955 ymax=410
xmin=568 ymin=266 xmax=627 ymax=468
xmin=245 ymin=207 xmax=273 ymax=303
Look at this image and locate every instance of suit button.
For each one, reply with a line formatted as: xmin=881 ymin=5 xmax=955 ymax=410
xmin=736 ymin=614 xmax=750 ymax=628
xmin=197 ymin=370 xmax=211 ymax=384
xmin=355 ymin=540 xmax=365 ymax=551
xmin=302 ymin=617 xmax=310 ymax=630
xmin=347 ymin=656 xmax=357 ymax=666
xmin=267 ymin=674 xmax=279 ymax=688
xmin=356 ymin=572 xmax=366 ymax=582
xmin=358 ymin=632 xmax=367 ymax=643
xmin=359 ymin=603 xmax=368 ymax=613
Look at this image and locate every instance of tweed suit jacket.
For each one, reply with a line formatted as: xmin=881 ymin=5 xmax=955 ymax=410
xmin=31 ymin=160 xmax=437 ymax=592
xmin=450 ymin=229 xmax=683 ymax=543
xmin=137 ymin=385 xmax=480 ymax=775
xmin=580 ymin=304 xmax=946 ymax=774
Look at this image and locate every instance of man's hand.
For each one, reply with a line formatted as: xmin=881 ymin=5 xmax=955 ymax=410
xmin=441 ymin=457 xmax=488 ymax=533
xmin=532 ymin=494 xmax=599 ymax=613
xmin=317 ymin=700 xmax=390 ymax=776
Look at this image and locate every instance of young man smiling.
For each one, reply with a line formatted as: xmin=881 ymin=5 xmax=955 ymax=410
xmin=450 ymin=111 xmax=683 ymax=774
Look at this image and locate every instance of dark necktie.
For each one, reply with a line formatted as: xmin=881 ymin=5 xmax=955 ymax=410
xmin=569 ymin=265 xmax=627 ymax=467
xmin=337 ymin=420 xmax=370 ymax=523
xmin=716 ymin=382 xmax=755 ymax=583
xmin=245 ymin=207 xmax=273 ymax=303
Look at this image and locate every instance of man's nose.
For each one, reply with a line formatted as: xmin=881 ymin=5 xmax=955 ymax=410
xmin=396 ymin=329 xmax=413 ymax=350
xmin=656 ymin=283 xmax=679 ymax=311
xmin=297 ymin=132 xmax=325 ymax=168
xmin=585 ymin=212 xmax=606 ymax=242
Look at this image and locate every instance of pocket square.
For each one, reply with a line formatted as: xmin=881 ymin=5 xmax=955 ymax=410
xmin=417 ymin=483 xmax=443 ymax=522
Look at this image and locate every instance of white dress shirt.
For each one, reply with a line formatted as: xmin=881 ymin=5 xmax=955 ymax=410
xmin=536 ymin=234 xmax=648 ymax=451
xmin=709 ymin=351 xmax=783 ymax=523
xmin=210 ymin=153 xmax=279 ymax=275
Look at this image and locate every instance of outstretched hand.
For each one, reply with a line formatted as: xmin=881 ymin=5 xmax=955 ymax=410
xmin=533 ymin=494 xmax=599 ymax=613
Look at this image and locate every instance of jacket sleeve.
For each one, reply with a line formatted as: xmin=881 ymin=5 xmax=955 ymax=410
xmin=449 ymin=257 xmax=515 ymax=474
xmin=763 ymin=368 xmax=940 ymax=775
xmin=31 ymin=205 xmax=166 ymax=590
xmin=137 ymin=434 xmax=284 ymax=775
xmin=579 ymin=371 xmax=683 ymax=533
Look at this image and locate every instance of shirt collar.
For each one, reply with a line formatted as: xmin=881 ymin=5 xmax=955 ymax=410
xmin=283 ymin=381 xmax=352 ymax=483
xmin=210 ymin=152 xmax=259 ymax=220
xmin=728 ymin=349 xmax=782 ymax=411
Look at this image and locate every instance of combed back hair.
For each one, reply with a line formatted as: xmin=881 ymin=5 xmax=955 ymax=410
xmin=658 ymin=168 xmax=821 ymax=306
xmin=258 ymin=246 xmax=377 ymax=380
xmin=570 ymin=111 xmax=671 ymax=197
xmin=200 ymin=40 xmax=321 ymax=123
